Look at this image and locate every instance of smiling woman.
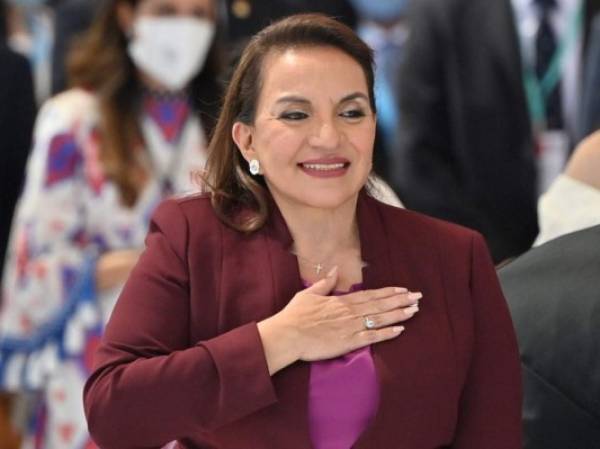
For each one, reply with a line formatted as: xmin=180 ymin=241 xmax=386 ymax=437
xmin=233 ymin=46 xmax=376 ymax=221
xmin=84 ymin=14 xmax=522 ymax=449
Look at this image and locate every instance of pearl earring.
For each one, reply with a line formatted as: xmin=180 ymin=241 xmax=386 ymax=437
xmin=249 ymin=159 xmax=260 ymax=176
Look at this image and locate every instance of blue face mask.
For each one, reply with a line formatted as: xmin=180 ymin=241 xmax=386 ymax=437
xmin=350 ymin=0 xmax=409 ymax=22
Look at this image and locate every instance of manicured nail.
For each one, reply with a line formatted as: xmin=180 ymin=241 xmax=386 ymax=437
xmin=395 ymin=287 xmax=408 ymax=293
xmin=393 ymin=326 xmax=405 ymax=333
xmin=326 ymin=266 xmax=338 ymax=277
xmin=405 ymin=305 xmax=419 ymax=316
xmin=408 ymin=292 xmax=423 ymax=301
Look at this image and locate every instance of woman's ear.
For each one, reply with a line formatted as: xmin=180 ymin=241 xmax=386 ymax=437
xmin=232 ymin=121 xmax=257 ymax=163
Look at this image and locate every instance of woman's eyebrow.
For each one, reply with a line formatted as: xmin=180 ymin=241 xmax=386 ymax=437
xmin=274 ymin=92 xmax=368 ymax=105
xmin=275 ymin=95 xmax=310 ymax=105
xmin=339 ymin=92 xmax=369 ymax=103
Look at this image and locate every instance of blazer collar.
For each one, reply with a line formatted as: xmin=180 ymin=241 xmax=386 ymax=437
xmin=265 ymin=189 xmax=391 ymax=264
xmin=263 ymin=189 xmax=398 ymax=300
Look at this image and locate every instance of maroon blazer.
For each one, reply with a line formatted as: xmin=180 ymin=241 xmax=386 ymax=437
xmin=84 ymin=192 xmax=522 ymax=448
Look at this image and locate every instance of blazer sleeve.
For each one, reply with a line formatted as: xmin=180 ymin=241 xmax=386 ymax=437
xmin=84 ymin=200 xmax=277 ymax=448
xmin=453 ymin=233 xmax=523 ymax=448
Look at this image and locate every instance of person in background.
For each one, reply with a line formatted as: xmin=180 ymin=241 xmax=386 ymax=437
xmin=349 ymin=0 xmax=409 ymax=180
xmin=4 ymin=0 xmax=55 ymax=103
xmin=534 ymin=129 xmax=600 ymax=245
xmin=511 ymin=0 xmax=600 ymax=193
xmin=499 ymin=225 xmax=600 ymax=449
xmin=396 ymin=0 xmax=600 ymax=263
xmin=577 ymin=9 xmax=600 ymax=141
xmin=84 ymin=14 xmax=521 ymax=449
xmin=0 ymin=1 xmax=36 ymax=446
xmin=0 ymin=0 xmax=36 ymax=285
xmin=0 ymin=0 xmax=223 ymax=447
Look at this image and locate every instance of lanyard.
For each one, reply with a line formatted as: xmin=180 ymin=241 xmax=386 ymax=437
xmin=522 ymin=1 xmax=583 ymax=127
xmin=140 ymin=115 xmax=195 ymax=193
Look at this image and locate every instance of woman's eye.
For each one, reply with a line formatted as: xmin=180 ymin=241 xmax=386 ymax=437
xmin=279 ymin=111 xmax=309 ymax=121
xmin=340 ymin=109 xmax=366 ymax=119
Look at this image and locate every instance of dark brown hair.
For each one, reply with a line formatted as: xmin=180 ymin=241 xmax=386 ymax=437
xmin=205 ymin=13 xmax=376 ymax=232
xmin=68 ymin=0 xmax=223 ymax=207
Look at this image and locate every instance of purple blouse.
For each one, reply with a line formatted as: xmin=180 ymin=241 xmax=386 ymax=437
xmin=308 ymin=284 xmax=380 ymax=449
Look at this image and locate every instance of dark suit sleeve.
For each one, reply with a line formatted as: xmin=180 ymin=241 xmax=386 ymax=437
xmin=453 ymin=233 xmax=522 ymax=448
xmin=84 ymin=200 xmax=277 ymax=448
xmin=0 ymin=49 xmax=35 ymax=275
xmin=394 ymin=0 xmax=471 ymax=223
xmin=579 ymin=14 xmax=600 ymax=141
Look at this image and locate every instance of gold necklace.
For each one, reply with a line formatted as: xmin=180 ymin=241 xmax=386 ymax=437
xmin=292 ymin=251 xmax=368 ymax=276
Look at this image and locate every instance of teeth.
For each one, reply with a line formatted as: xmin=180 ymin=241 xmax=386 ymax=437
xmin=302 ymin=163 xmax=345 ymax=171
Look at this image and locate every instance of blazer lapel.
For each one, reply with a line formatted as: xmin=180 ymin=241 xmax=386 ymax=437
xmin=354 ymin=194 xmax=415 ymax=447
xmin=263 ymin=199 xmax=313 ymax=448
xmin=353 ymin=196 xmax=459 ymax=447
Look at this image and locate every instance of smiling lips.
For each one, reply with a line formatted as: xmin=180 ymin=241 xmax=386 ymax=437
xmin=298 ymin=158 xmax=350 ymax=178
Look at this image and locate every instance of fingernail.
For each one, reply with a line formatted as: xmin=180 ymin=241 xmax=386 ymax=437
xmin=408 ymin=292 xmax=423 ymax=300
xmin=395 ymin=287 xmax=408 ymax=293
xmin=326 ymin=266 xmax=338 ymax=277
xmin=405 ymin=305 xmax=419 ymax=316
xmin=393 ymin=326 xmax=405 ymax=333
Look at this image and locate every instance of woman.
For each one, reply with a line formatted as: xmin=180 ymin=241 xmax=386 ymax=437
xmin=0 ymin=0 xmax=222 ymax=447
xmin=84 ymin=14 xmax=522 ymax=449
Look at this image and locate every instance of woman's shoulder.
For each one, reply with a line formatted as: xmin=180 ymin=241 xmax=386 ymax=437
xmin=369 ymin=196 xmax=478 ymax=241
xmin=154 ymin=191 xmax=213 ymax=216
xmin=151 ymin=192 xmax=220 ymax=231
xmin=36 ymin=87 xmax=100 ymax=131
xmin=43 ymin=87 xmax=98 ymax=113
xmin=366 ymin=195 xmax=483 ymax=259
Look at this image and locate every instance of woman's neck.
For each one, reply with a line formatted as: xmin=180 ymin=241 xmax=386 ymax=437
xmin=275 ymin=194 xmax=362 ymax=272
xmin=138 ymin=71 xmax=186 ymax=96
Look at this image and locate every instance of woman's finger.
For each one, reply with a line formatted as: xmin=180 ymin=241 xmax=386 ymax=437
xmin=353 ymin=291 xmax=422 ymax=316
xmin=357 ymin=305 xmax=420 ymax=331
xmin=345 ymin=286 xmax=409 ymax=304
xmin=304 ymin=266 xmax=339 ymax=295
xmin=351 ymin=325 xmax=406 ymax=348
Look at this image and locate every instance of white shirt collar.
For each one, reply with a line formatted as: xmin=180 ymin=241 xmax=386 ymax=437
xmin=534 ymin=175 xmax=600 ymax=246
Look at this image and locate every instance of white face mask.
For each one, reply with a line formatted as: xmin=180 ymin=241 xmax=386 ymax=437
xmin=128 ymin=17 xmax=216 ymax=91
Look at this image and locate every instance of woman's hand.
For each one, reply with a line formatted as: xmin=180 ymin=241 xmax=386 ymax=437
xmin=257 ymin=267 xmax=422 ymax=375
xmin=95 ymin=249 xmax=142 ymax=292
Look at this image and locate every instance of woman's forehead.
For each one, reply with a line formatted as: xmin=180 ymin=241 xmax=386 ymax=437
xmin=258 ymin=47 xmax=369 ymax=103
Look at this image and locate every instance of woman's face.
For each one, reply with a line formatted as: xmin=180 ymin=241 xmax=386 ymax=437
xmin=234 ymin=46 xmax=376 ymax=212
xmin=118 ymin=0 xmax=216 ymax=91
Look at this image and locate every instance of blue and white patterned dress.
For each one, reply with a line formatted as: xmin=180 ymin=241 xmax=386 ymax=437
xmin=0 ymin=87 xmax=207 ymax=449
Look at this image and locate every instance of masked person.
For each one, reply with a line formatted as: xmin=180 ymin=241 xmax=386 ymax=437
xmin=0 ymin=0 xmax=222 ymax=447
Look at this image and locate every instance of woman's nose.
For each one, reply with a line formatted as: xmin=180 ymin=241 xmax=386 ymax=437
xmin=307 ymin=121 xmax=341 ymax=150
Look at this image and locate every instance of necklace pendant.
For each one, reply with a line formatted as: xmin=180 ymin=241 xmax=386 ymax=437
xmin=315 ymin=263 xmax=324 ymax=275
